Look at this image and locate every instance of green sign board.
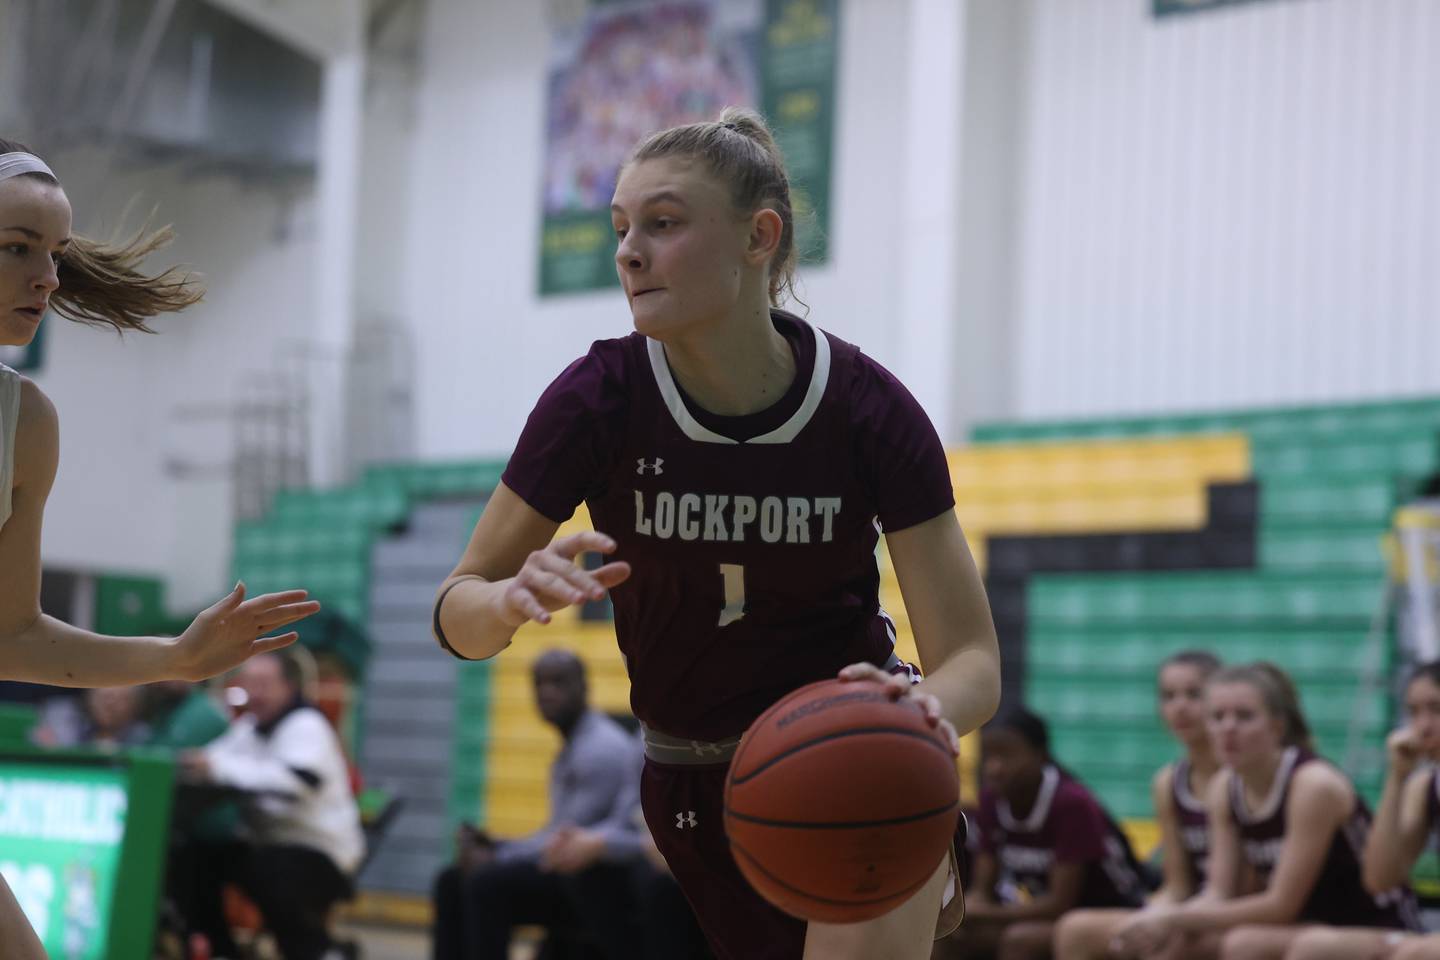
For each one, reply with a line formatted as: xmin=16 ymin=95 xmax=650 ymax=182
xmin=0 ymin=750 xmax=173 ymax=960
xmin=0 ymin=762 xmax=128 ymax=958
xmin=537 ymin=0 xmax=839 ymax=295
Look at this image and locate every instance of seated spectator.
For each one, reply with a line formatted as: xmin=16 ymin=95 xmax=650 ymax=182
xmin=431 ymin=821 xmax=496 ymax=960
xmin=1056 ymin=650 xmax=1223 ymax=958
xmin=173 ymin=650 xmax=364 ymax=960
xmin=431 ymin=649 xmax=645 ymax=960
xmin=1105 ymin=663 xmax=1421 ymax=960
xmin=939 ymin=706 xmax=1149 ymax=960
xmin=1284 ymin=661 xmax=1440 ymax=960
xmin=32 ymin=684 xmax=149 ymax=749
xmin=434 ymin=803 xmax=713 ymax=960
xmin=84 ymin=685 xmax=149 ymax=749
xmin=142 ymin=679 xmax=229 ymax=750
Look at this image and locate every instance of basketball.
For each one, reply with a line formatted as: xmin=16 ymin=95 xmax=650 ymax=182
xmin=723 ymin=678 xmax=960 ymax=924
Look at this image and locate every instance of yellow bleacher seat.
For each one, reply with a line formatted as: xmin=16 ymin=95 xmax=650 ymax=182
xmin=947 ymin=435 xmax=1249 ymax=495
xmin=1121 ymin=818 xmax=1162 ymax=861
xmin=959 ymin=476 xmax=1214 ymax=534
xmin=944 ymin=435 xmax=1253 ymax=572
xmin=481 ymin=752 xmax=552 ymax=786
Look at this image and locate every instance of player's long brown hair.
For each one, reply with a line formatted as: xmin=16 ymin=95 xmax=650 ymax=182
xmin=1210 ymin=661 xmax=1315 ymax=753
xmin=627 ymin=107 xmax=802 ymax=309
xmin=0 ymin=138 xmax=203 ymax=333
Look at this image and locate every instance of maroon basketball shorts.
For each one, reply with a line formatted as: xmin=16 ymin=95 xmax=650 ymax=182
xmin=641 ymin=757 xmax=808 ymax=960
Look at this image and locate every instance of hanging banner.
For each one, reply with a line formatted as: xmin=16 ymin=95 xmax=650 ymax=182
xmin=538 ymin=0 xmax=838 ymax=295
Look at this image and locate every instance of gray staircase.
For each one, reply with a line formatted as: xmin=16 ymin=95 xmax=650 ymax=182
xmin=357 ymin=497 xmax=486 ymax=894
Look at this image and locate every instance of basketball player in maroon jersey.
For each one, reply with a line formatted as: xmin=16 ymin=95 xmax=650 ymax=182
xmin=941 ymin=707 xmax=1148 ymax=960
xmin=1054 ymin=651 xmax=1223 ymax=960
xmin=1283 ymin=662 xmax=1440 ymax=960
xmin=432 ymin=107 xmax=1001 ymax=960
xmin=1110 ymin=663 xmax=1421 ymax=960
xmin=0 ymin=139 xmax=321 ymax=959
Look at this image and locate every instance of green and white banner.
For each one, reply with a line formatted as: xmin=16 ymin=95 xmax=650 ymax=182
xmin=538 ymin=0 xmax=839 ymax=295
xmin=0 ymin=763 xmax=128 ymax=959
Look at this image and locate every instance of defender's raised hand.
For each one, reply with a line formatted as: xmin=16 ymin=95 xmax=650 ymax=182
xmin=170 ymin=582 xmax=320 ymax=681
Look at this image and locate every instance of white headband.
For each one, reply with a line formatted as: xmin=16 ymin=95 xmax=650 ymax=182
xmin=0 ymin=152 xmax=56 ymax=183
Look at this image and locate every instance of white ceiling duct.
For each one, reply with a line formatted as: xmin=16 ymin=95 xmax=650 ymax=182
xmin=14 ymin=0 xmax=322 ymax=176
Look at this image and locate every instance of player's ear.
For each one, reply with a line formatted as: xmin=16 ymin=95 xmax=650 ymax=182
xmin=745 ymin=208 xmax=783 ymax=266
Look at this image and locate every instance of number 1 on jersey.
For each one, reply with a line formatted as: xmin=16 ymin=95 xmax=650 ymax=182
xmin=718 ymin=563 xmax=746 ymax=626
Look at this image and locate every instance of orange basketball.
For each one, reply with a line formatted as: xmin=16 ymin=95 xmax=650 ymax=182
xmin=723 ymin=678 xmax=959 ymax=923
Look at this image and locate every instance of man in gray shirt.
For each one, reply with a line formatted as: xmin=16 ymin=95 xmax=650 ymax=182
xmin=432 ymin=649 xmax=644 ymax=960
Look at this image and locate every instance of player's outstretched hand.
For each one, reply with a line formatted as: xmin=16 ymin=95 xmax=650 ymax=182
xmin=500 ymin=531 xmax=631 ymax=626
xmin=170 ymin=582 xmax=321 ymax=681
xmin=837 ymin=661 xmax=961 ymax=757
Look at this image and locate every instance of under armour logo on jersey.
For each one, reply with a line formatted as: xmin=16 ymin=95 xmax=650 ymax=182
xmin=675 ymin=811 xmax=698 ymax=829
xmin=636 ymin=457 xmax=664 ymax=476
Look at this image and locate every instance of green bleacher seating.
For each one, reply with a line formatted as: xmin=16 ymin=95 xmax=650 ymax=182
xmin=1252 ymin=431 xmax=1439 ymax=479
xmin=984 ymin=397 xmax=1440 ymax=817
xmin=1027 ymin=627 xmax=1376 ymax=682
xmin=1259 ymin=527 xmax=1386 ymax=575
xmin=973 ymin=397 xmax=1440 ymax=445
xmin=232 ymin=461 xmax=508 ymax=680
xmin=1259 ymin=475 xmax=1401 ymax=529
xmin=1028 ymin=572 xmax=1384 ymax=626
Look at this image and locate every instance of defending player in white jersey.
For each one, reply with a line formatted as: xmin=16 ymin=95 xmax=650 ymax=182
xmin=0 ymin=139 xmax=320 ymax=958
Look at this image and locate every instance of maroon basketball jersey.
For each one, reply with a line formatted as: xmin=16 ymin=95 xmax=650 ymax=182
xmin=1229 ymin=747 xmax=1421 ymax=930
xmin=501 ymin=311 xmax=955 ymax=741
xmin=976 ymin=765 xmax=1147 ymax=909
xmin=1169 ymin=758 xmax=1210 ymax=892
xmin=1427 ymin=768 xmax=1440 ymax=842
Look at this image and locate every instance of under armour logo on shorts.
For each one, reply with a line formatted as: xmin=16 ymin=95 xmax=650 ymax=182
xmin=689 ymin=740 xmax=723 ymax=757
xmin=636 ymin=457 xmax=664 ymax=476
xmin=675 ymin=810 xmax=698 ymax=829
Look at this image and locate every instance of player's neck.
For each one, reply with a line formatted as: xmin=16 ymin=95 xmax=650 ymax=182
xmin=1185 ymin=742 xmax=1220 ymax=789
xmin=1237 ymin=748 xmax=1286 ymax=804
xmin=661 ymin=298 xmax=796 ymax=417
xmin=1006 ymin=772 xmax=1045 ymax=818
xmin=553 ymin=710 xmax=584 ymax=741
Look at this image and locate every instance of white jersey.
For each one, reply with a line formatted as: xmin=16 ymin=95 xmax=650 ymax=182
xmin=0 ymin=362 xmax=20 ymax=530
xmin=204 ymin=704 xmax=366 ymax=873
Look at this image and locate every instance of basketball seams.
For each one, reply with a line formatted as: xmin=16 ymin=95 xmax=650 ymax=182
xmin=729 ymin=837 xmax=941 ymax=912
xmin=729 ymin=677 xmax=833 ymax=778
xmin=727 ymin=725 xmax=955 ymax=787
xmin=725 ymin=800 xmax=958 ymax=830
